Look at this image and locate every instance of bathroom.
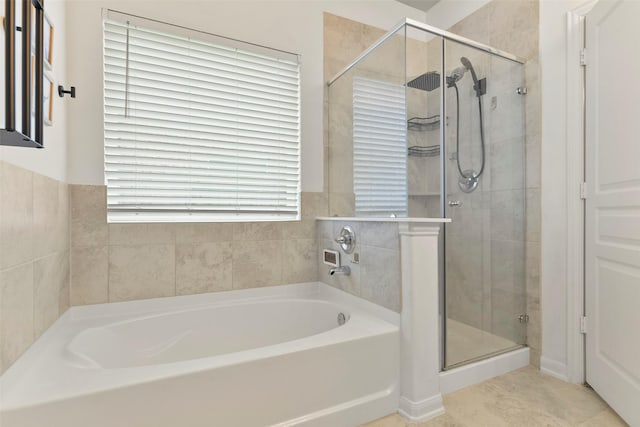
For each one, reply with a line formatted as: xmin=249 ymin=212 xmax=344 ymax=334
xmin=0 ymin=0 xmax=638 ymax=426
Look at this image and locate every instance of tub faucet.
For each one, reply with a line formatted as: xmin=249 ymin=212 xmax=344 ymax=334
xmin=329 ymin=266 xmax=351 ymax=276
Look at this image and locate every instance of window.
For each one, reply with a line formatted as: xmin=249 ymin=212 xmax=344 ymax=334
xmin=103 ymin=12 xmax=300 ymax=222
xmin=352 ymin=76 xmax=407 ymax=217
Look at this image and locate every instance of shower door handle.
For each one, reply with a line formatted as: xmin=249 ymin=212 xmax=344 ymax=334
xmin=448 ymin=200 xmax=463 ymax=207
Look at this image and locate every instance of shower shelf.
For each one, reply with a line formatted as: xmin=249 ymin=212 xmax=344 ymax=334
xmin=408 ymin=145 xmax=440 ymax=157
xmin=407 ymin=115 xmax=440 ymax=131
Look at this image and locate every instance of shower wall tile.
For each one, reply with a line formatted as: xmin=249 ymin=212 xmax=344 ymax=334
xmin=489 ymin=139 xmax=525 ymax=192
xmin=301 ymin=192 xmax=328 ymax=220
xmin=527 ymin=308 xmax=542 ymax=368
xmin=328 ymin=193 xmax=355 ymax=217
xmin=446 ymin=236 xmax=484 ymax=328
xmin=525 ymin=60 xmax=541 ymax=143
xmin=450 ymin=4 xmax=490 ymax=45
xmin=526 ymin=189 xmax=541 ymax=242
xmin=526 ymin=141 xmax=541 ymax=189
xmin=488 ymin=0 xmax=539 ymax=61
xmin=490 ymin=240 xmax=526 ymax=294
xmin=491 ymin=288 xmax=527 ymax=345
xmin=526 ymin=242 xmax=541 ymax=303
xmin=0 ymin=161 xmax=72 ymax=376
xmin=323 ymin=13 xmax=385 ymax=66
xmin=490 ymin=190 xmax=525 ymax=242
xmin=325 ymin=13 xmax=425 ymax=217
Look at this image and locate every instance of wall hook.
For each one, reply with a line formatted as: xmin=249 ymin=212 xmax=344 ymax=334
xmin=58 ymin=85 xmax=76 ymax=98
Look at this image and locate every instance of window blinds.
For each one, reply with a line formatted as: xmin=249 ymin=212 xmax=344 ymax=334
xmin=353 ymin=76 xmax=408 ymax=217
xmin=103 ymin=17 xmax=300 ymax=222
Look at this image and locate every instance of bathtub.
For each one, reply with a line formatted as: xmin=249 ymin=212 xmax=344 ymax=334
xmin=0 ymin=282 xmax=400 ymax=427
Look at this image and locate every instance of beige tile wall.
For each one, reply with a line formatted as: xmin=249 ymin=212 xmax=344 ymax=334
xmin=0 ymin=161 xmax=70 ymax=375
xmin=325 ymin=13 xmax=439 ymax=217
xmin=316 ymin=220 xmax=402 ymax=312
xmin=69 ymin=187 xmax=326 ymax=305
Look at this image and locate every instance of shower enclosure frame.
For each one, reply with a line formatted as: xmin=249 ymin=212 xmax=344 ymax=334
xmin=327 ymin=18 xmax=527 ymax=371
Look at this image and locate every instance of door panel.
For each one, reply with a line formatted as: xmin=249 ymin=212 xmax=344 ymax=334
xmin=585 ymin=1 xmax=640 ymax=425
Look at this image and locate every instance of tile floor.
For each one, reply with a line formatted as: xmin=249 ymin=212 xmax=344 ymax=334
xmin=363 ymin=366 xmax=628 ymax=427
xmin=446 ymin=319 xmax=519 ymax=367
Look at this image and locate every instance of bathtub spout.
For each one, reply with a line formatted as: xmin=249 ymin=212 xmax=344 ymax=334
xmin=329 ymin=266 xmax=350 ymax=276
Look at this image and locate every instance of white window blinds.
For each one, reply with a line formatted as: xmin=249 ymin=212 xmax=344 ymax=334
xmin=353 ymin=76 xmax=407 ymax=217
xmin=103 ymin=15 xmax=300 ymax=222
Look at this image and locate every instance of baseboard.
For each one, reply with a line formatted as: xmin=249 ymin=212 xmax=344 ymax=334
xmin=540 ymin=356 xmax=569 ymax=382
xmin=397 ymin=394 xmax=445 ymax=423
xmin=439 ymin=347 xmax=530 ymax=395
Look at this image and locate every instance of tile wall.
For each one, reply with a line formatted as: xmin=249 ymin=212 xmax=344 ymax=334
xmin=325 ymin=13 xmax=436 ymax=217
xmin=0 ymin=161 xmax=70 ymax=375
xmin=316 ymin=220 xmax=402 ymax=312
xmin=69 ymin=187 xmax=327 ymax=304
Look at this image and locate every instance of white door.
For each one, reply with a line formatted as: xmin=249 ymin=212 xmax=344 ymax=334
xmin=585 ymin=1 xmax=640 ymax=425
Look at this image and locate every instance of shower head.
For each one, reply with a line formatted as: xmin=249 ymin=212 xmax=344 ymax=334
xmin=460 ymin=56 xmax=473 ymax=70
xmin=407 ymin=71 xmax=441 ymax=92
xmin=460 ymin=56 xmax=483 ymax=97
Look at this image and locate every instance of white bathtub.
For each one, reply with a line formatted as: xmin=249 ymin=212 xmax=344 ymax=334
xmin=0 ymin=282 xmax=400 ymax=427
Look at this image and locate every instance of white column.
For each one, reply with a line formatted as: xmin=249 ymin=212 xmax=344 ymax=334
xmin=398 ymin=222 xmax=444 ymax=422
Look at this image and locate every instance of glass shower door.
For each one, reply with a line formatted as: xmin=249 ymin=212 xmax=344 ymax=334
xmin=443 ymin=40 xmax=526 ymax=368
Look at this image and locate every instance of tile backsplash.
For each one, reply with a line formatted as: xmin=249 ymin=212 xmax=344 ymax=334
xmin=316 ymin=220 xmax=402 ymax=313
xmin=68 ymin=184 xmax=403 ymax=314
xmin=69 ymin=186 xmax=326 ymax=305
xmin=0 ymin=161 xmax=70 ymax=375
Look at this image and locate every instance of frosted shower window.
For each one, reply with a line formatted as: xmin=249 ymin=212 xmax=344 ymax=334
xmin=103 ymin=14 xmax=300 ymax=222
xmin=352 ymin=77 xmax=407 ymax=217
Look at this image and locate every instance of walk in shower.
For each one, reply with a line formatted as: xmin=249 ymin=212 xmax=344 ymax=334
xmin=327 ymin=18 xmax=527 ymax=369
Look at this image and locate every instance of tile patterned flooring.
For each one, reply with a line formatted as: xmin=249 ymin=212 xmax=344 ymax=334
xmin=446 ymin=319 xmax=519 ymax=367
xmin=362 ymin=366 xmax=628 ymax=427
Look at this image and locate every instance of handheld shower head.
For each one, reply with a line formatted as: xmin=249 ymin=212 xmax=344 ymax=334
xmin=460 ymin=56 xmax=473 ymax=70
xmin=460 ymin=56 xmax=482 ymax=97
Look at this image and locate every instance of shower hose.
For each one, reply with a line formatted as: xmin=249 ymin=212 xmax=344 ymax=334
xmin=451 ymin=83 xmax=486 ymax=180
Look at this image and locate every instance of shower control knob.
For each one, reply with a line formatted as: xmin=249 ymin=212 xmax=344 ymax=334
xmin=448 ymin=200 xmax=462 ymax=207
